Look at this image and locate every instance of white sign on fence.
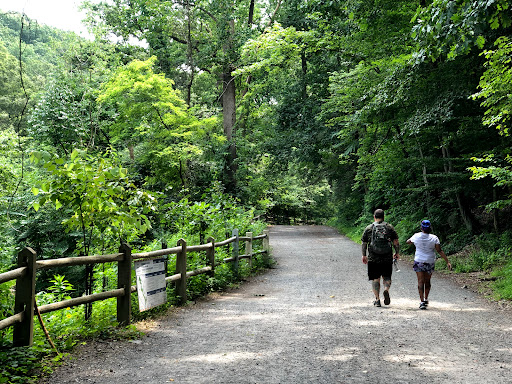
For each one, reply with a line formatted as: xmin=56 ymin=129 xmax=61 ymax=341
xmin=134 ymin=258 xmax=166 ymax=312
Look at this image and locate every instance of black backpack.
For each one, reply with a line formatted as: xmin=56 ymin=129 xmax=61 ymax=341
xmin=370 ymin=222 xmax=392 ymax=254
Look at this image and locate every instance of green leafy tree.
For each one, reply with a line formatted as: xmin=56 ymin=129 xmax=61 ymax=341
xmin=27 ymin=37 xmax=133 ymax=155
xmin=30 ymin=148 xmax=157 ymax=318
xmin=412 ymin=0 xmax=511 ymax=62
xmin=83 ymin=0 xmax=284 ymax=193
xmin=473 ymin=36 xmax=512 ymax=136
xmin=28 ymin=71 xmax=103 ymax=155
xmin=97 ymin=57 xmax=220 ymax=192
xmin=0 ymin=41 xmax=25 ymax=131
xmin=30 ymin=149 xmax=156 ymax=252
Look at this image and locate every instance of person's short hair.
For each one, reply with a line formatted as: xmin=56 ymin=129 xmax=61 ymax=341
xmin=374 ymin=209 xmax=384 ymax=219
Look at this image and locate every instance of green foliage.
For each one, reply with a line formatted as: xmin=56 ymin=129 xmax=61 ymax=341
xmin=446 ymin=232 xmax=511 ymax=273
xmin=0 ymin=41 xmax=25 ymax=131
xmin=472 ymin=36 xmax=512 ymax=136
xmin=0 ymin=127 xmax=24 ymax=269
xmin=491 ymin=260 xmax=512 ymax=300
xmin=98 ymin=57 xmax=189 ymax=145
xmin=411 ymin=0 xmax=511 ymax=62
xmin=0 ymin=281 xmax=15 ymax=346
xmin=47 ymin=275 xmax=74 ymax=299
xmin=30 ymin=149 xmax=156 ymax=254
xmin=468 ymin=154 xmax=512 ymax=210
xmin=97 ymin=57 xmax=221 ymax=192
xmin=28 ymin=71 xmax=102 ymax=154
xmin=451 ymin=248 xmax=505 ymax=273
xmin=0 ymin=346 xmax=41 ymax=384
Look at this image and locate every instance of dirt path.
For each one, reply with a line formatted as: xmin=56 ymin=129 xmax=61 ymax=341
xmin=40 ymin=225 xmax=512 ymax=383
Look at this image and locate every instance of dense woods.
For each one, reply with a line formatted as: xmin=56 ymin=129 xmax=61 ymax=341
xmin=1 ymin=0 xmax=512 ymax=381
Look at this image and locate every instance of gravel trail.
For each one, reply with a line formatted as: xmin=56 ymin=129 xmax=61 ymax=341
xmin=40 ymin=225 xmax=512 ymax=383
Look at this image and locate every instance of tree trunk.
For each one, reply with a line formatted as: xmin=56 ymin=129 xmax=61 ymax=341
xmin=221 ymin=13 xmax=238 ymax=193
xmin=186 ymin=0 xmax=194 ymax=106
xmin=492 ymin=188 xmax=499 ymax=232
xmin=248 ymin=0 xmax=255 ymax=25
xmin=222 ymin=69 xmax=237 ymax=192
xmin=301 ymin=51 xmax=307 ymax=100
xmin=441 ymin=144 xmax=477 ymax=233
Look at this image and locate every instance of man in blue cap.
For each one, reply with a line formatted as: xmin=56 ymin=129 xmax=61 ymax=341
xmin=407 ymin=220 xmax=452 ymax=309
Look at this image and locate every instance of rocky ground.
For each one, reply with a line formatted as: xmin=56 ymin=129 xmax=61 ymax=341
xmin=39 ymin=225 xmax=512 ymax=384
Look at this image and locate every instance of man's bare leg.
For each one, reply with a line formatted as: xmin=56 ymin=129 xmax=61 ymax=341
xmin=383 ymin=278 xmax=391 ymax=305
xmin=372 ymin=279 xmax=380 ymax=300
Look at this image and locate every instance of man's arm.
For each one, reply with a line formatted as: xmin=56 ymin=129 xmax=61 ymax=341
xmin=362 ymin=242 xmax=368 ymax=264
xmin=388 ymin=224 xmax=400 ymax=260
xmin=392 ymin=238 xmax=400 ymax=260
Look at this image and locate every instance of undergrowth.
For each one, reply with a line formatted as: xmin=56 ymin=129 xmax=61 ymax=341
xmin=491 ymin=261 xmax=512 ymax=300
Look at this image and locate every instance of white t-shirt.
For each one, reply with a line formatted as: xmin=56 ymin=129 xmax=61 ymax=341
xmin=408 ymin=232 xmax=440 ymax=264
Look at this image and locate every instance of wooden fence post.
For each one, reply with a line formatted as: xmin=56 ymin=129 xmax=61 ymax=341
xmin=232 ymin=229 xmax=239 ymax=278
xmin=245 ymin=232 xmax=253 ymax=269
xmin=13 ymin=247 xmax=37 ymax=347
xmin=117 ymin=243 xmax=132 ymax=326
xmin=199 ymin=221 xmax=207 ymax=245
xmin=176 ymin=239 xmax=187 ymax=305
xmin=263 ymin=229 xmax=270 ymax=264
xmin=206 ymin=237 xmax=215 ymax=277
xmin=162 ymin=241 xmax=168 ymax=277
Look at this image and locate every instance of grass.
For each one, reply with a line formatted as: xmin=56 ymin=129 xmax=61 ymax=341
xmin=434 ymin=241 xmax=512 ymax=301
xmin=491 ymin=261 xmax=512 ymax=300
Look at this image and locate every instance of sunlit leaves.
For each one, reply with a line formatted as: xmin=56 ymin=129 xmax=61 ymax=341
xmin=472 ymin=36 xmax=512 ymax=136
xmin=236 ymin=24 xmax=306 ymax=77
xmin=97 ymin=56 xmax=219 ymax=191
xmin=29 ymin=149 xmax=157 ymax=253
xmin=412 ymin=0 xmax=511 ymax=63
xmin=468 ymin=154 xmax=512 ymax=210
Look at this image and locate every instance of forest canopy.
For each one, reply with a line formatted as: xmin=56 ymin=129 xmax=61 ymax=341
xmin=0 ymin=0 xmax=511 ymax=262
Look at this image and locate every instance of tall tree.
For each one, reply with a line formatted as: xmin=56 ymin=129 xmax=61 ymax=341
xmin=83 ymin=0 xmax=282 ymax=193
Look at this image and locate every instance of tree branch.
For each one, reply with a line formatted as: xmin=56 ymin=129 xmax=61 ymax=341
xmin=153 ymin=106 xmax=170 ymax=130
xmin=267 ymin=0 xmax=282 ymax=28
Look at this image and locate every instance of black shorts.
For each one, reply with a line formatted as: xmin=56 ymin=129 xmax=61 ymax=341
xmin=368 ymin=261 xmax=392 ymax=280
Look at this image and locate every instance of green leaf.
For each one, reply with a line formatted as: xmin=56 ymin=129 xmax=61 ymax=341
xmin=55 ymin=199 xmax=63 ymax=210
xmin=31 ymin=187 xmax=39 ymax=196
xmin=71 ymin=149 xmax=79 ymax=161
xmin=476 ymin=35 xmax=485 ymax=49
xmin=33 ymin=202 xmax=40 ymax=212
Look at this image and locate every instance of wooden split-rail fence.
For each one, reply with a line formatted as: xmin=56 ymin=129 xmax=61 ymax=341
xmin=0 ymin=229 xmax=270 ymax=347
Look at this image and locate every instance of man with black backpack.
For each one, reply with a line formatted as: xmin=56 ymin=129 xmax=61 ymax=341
xmin=361 ymin=209 xmax=400 ymax=307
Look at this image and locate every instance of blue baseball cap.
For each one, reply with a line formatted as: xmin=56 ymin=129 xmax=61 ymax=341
xmin=421 ymin=220 xmax=431 ymax=230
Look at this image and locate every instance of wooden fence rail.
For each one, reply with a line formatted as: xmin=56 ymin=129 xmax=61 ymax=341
xmin=0 ymin=229 xmax=269 ymax=347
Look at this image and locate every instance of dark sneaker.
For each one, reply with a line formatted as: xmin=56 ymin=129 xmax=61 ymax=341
xmin=383 ymin=290 xmax=390 ymax=305
xmin=419 ymin=301 xmax=427 ymax=310
xmin=423 ymin=300 xmax=429 ymax=307
xmin=374 ymin=299 xmax=381 ymax=307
